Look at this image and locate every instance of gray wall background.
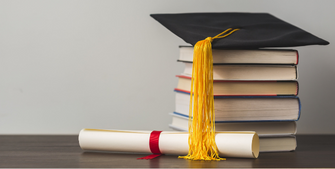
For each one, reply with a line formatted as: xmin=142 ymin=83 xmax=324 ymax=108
xmin=0 ymin=0 xmax=334 ymax=134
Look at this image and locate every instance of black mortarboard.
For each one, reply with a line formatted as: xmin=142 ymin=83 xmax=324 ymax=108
xmin=150 ymin=12 xmax=329 ymax=161
xmin=151 ymin=12 xmax=329 ymax=49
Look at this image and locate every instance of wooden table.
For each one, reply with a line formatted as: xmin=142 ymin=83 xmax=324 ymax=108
xmin=0 ymin=135 xmax=334 ymax=168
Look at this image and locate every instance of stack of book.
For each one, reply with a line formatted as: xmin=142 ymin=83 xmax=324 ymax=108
xmin=169 ymin=46 xmax=301 ymax=152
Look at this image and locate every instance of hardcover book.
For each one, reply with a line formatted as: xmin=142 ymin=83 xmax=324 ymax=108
xmin=169 ymin=113 xmax=297 ymax=137
xmin=179 ymin=46 xmax=299 ymax=65
xmin=174 ymin=91 xmax=301 ymax=122
xmin=175 ymin=75 xmax=299 ymax=96
xmin=182 ymin=62 xmax=298 ymax=80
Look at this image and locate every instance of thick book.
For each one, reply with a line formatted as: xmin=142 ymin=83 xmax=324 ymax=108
xmin=175 ymin=75 xmax=299 ymax=96
xmin=182 ymin=62 xmax=298 ymax=80
xmin=259 ymin=136 xmax=297 ymax=152
xmin=169 ymin=120 xmax=297 ymax=152
xmin=169 ymin=115 xmax=297 ymax=152
xmin=169 ymin=113 xmax=297 ymax=137
xmin=174 ymin=91 xmax=301 ymax=122
xmin=179 ymin=46 xmax=299 ymax=65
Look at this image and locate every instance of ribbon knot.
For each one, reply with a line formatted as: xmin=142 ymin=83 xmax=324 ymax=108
xmin=137 ymin=130 xmax=163 ymax=160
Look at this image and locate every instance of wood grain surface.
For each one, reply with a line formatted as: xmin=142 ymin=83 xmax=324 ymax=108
xmin=0 ymin=135 xmax=334 ymax=168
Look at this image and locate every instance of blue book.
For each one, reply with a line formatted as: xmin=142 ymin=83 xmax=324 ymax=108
xmin=174 ymin=90 xmax=301 ymax=123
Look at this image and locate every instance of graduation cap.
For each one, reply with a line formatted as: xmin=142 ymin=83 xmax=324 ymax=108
xmin=151 ymin=12 xmax=329 ymax=161
xmin=151 ymin=12 xmax=329 ymax=49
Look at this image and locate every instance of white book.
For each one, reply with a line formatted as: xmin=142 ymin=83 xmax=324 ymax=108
xmin=169 ymin=113 xmax=297 ymax=137
xmin=169 ymin=114 xmax=297 ymax=153
xmin=179 ymin=46 xmax=299 ymax=65
xmin=181 ymin=62 xmax=298 ymax=80
xmin=173 ymin=91 xmax=301 ymax=122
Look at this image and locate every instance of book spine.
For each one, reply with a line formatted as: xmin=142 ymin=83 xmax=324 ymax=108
xmin=295 ymin=50 xmax=299 ymax=65
xmin=296 ymin=81 xmax=299 ymax=95
xmin=295 ymin=65 xmax=298 ymax=80
xmin=297 ymin=97 xmax=301 ymax=121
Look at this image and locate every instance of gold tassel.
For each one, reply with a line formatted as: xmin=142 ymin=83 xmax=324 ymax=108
xmin=178 ymin=28 xmax=239 ymax=161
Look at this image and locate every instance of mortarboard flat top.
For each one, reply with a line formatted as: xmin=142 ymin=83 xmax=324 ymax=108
xmin=151 ymin=13 xmax=329 ymax=49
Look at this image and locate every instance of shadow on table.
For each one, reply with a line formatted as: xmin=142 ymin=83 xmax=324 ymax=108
xmin=79 ymin=151 xmax=259 ymax=168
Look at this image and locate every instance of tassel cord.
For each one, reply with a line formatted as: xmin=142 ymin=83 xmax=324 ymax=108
xmin=179 ymin=28 xmax=239 ymax=161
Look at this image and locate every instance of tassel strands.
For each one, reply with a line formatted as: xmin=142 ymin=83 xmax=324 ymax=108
xmin=178 ymin=28 xmax=239 ymax=161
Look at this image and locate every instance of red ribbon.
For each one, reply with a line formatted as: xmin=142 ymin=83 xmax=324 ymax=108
xmin=137 ymin=130 xmax=162 ymax=160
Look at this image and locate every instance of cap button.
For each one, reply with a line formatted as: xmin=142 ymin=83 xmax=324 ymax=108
xmin=205 ymin=37 xmax=213 ymax=42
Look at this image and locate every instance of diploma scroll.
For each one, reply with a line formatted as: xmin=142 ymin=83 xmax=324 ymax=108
xmin=79 ymin=128 xmax=259 ymax=158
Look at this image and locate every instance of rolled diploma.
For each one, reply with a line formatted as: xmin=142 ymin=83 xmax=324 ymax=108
xmin=79 ymin=128 xmax=259 ymax=158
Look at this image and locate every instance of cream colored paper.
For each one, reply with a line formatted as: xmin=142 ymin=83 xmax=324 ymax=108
xmin=79 ymin=128 xmax=259 ymax=158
